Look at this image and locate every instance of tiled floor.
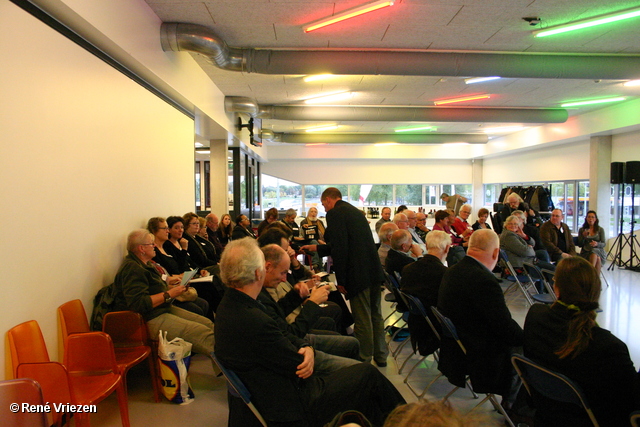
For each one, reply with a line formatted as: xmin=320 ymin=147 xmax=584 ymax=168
xmin=92 ymin=262 xmax=639 ymax=426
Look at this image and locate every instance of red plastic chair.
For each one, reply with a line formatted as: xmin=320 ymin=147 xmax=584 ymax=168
xmin=103 ymin=310 xmax=161 ymax=402
xmin=58 ymin=300 xmax=160 ymax=402
xmin=0 ymin=378 xmax=49 ymax=427
xmin=8 ymin=320 xmax=130 ymax=427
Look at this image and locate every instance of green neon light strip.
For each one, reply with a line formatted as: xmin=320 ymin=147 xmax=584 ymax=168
xmin=535 ymin=8 xmax=640 ymax=38
xmin=560 ymin=97 xmax=626 ymax=107
xmin=394 ymin=126 xmax=435 ymax=132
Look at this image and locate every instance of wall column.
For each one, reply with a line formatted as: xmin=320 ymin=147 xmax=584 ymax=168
xmin=589 ymin=135 xmax=612 ymax=237
xmin=209 ymin=138 xmax=229 ymax=215
xmin=471 ymin=159 xmax=484 ymax=221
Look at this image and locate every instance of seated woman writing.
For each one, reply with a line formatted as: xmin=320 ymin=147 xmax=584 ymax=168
xmin=112 ymin=229 xmax=219 ymax=375
xmin=523 ymin=257 xmax=639 ymax=426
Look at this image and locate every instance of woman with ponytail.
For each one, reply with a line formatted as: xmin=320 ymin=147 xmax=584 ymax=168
xmin=523 ymin=257 xmax=638 ymax=426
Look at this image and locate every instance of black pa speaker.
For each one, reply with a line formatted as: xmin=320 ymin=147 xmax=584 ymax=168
xmin=611 ymin=162 xmax=625 ymax=184
xmin=626 ymin=161 xmax=640 ymax=184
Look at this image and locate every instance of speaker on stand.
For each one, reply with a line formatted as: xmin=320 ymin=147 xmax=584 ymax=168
xmin=607 ymin=161 xmax=640 ymax=271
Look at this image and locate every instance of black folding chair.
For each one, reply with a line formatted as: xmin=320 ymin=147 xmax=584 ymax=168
xmin=399 ymin=292 xmax=444 ymax=398
xmin=499 ymin=249 xmax=552 ymax=305
xmin=383 ymin=271 xmax=410 ymax=359
xmin=511 ymin=354 xmax=599 ymax=427
xmin=522 ymin=261 xmax=556 ymax=303
xmin=212 ymin=352 xmax=267 ymax=427
xmin=432 ymin=307 xmax=514 ymax=427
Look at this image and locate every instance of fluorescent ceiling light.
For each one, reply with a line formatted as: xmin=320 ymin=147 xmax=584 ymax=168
xmin=304 ymin=0 xmax=395 ymax=32
xmin=303 ymin=91 xmax=354 ymax=104
xmin=305 ymin=143 xmax=328 ymax=146
xmin=303 ymin=74 xmax=336 ymax=82
xmin=623 ymin=80 xmax=640 ymax=87
xmin=304 ymin=125 xmax=339 ymax=132
xmin=465 ymin=76 xmax=501 ymax=84
xmin=195 ymin=142 xmax=204 ymax=147
xmin=434 ymin=94 xmax=491 ymax=105
xmin=560 ymin=97 xmax=626 ymax=107
xmin=482 ymin=126 xmax=526 ymax=133
xmin=394 ymin=126 xmax=436 ymax=133
xmin=534 ymin=7 xmax=640 ymax=38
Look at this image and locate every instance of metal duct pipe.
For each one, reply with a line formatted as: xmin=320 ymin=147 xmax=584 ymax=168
xmin=162 ymin=23 xmax=640 ymax=80
xmin=278 ymin=133 xmax=488 ymax=144
xmin=224 ymin=97 xmax=568 ymax=123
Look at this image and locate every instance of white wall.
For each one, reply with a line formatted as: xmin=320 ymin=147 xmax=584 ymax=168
xmin=262 ymin=159 xmax=472 ymax=185
xmin=0 ymin=1 xmax=194 ymax=376
xmin=612 ymin=130 xmax=640 ymax=162
xmin=483 ymin=141 xmax=590 ymax=184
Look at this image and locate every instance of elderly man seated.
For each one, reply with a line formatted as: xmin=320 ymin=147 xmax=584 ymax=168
xmin=215 ymin=238 xmax=406 ymax=427
xmin=385 ymin=229 xmax=416 ymax=278
xmin=400 ymin=230 xmax=451 ymax=356
xmin=378 ymin=221 xmax=399 ymax=267
xmin=415 ymin=211 xmax=430 ymax=242
xmin=375 ymin=206 xmax=392 ymax=233
xmin=540 ymin=209 xmax=577 ymax=262
xmin=451 ymin=204 xmax=474 ymax=239
xmin=406 ymin=210 xmax=427 ymax=254
xmin=393 ymin=213 xmax=422 ymax=259
xmin=112 ymin=229 xmax=219 ymax=375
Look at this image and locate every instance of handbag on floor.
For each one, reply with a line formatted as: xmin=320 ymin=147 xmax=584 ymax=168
xmin=158 ymin=330 xmax=195 ymax=404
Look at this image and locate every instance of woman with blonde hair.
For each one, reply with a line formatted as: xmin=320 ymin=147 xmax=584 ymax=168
xmin=216 ymin=213 xmax=233 ymax=247
xmin=523 ymin=257 xmax=638 ymax=426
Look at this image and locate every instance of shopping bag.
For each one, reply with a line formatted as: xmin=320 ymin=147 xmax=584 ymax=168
xmin=157 ymin=330 xmax=195 ymax=404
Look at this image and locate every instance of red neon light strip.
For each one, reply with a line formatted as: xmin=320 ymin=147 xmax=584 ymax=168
xmin=434 ymin=95 xmax=491 ymax=105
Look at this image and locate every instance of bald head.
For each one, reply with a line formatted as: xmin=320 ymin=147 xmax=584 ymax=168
xmin=390 ymin=229 xmax=412 ymax=251
xmin=467 ymin=229 xmax=500 ymax=271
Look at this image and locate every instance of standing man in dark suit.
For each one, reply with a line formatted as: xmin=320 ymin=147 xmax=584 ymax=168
xmin=215 ymin=238 xmax=406 ymax=427
xmin=301 ymin=187 xmax=388 ymax=366
xmin=437 ymin=229 xmax=523 ymax=408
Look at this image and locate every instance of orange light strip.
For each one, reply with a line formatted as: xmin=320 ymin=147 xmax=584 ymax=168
xmin=434 ymin=94 xmax=491 ymax=105
xmin=304 ymin=0 xmax=395 ymax=33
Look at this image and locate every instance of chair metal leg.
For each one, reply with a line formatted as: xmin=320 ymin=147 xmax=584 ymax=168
xmin=402 ymin=354 xmax=427 ymax=379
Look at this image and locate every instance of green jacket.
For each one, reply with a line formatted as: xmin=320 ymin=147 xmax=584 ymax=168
xmin=113 ymin=252 xmax=170 ymax=321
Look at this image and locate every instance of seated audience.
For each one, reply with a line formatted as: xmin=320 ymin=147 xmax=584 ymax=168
xmin=205 ymin=213 xmax=225 ymax=255
xmin=281 ymin=208 xmax=303 ymax=243
xmin=406 ymin=210 xmax=426 ymax=254
xmin=440 ymin=192 xmax=467 ymax=216
xmin=472 ymin=207 xmax=492 ymax=230
xmin=540 ymin=209 xmax=577 ymax=262
xmin=375 ymin=206 xmax=392 ymax=233
xmin=259 ymin=244 xmax=360 ymax=375
xmin=257 ymin=207 xmax=279 ymax=237
xmin=182 ymin=212 xmax=217 ymax=269
xmin=523 ymin=257 xmax=639 ymax=427
xmin=438 ymin=229 xmax=523 ymax=408
xmin=163 ymin=216 xmax=199 ymax=272
xmin=378 ymin=222 xmax=399 ymax=267
xmin=196 ymin=216 xmax=219 ymax=263
xmin=215 ymin=238 xmax=406 ymax=427
xmin=299 ymin=206 xmax=325 ymax=271
xmin=393 ymin=212 xmax=422 ymax=259
xmin=258 ymin=226 xmax=351 ymax=334
xmin=511 ymin=209 xmax=551 ymax=263
xmin=500 ymin=215 xmax=555 ymax=273
xmin=385 ymin=229 xmax=416 ymax=278
xmin=577 ymin=210 xmax=606 ymax=275
xmin=147 ymin=217 xmax=211 ymax=319
xmin=499 ymin=193 xmax=526 ymax=222
xmin=432 ymin=210 xmax=465 ymax=266
xmin=216 ymin=213 xmax=233 ymax=247
xmin=400 ymin=230 xmax=451 ymax=356
xmin=231 ymin=214 xmax=256 ymax=240
xmin=383 ymin=400 xmax=495 ymax=427
xmin=451 ymin=204 xmax=474 ymax=239
xmin=415 ymin=211 xmax=430 ymax=241
xmin=112 ymin=229 xmax=218 ymax=374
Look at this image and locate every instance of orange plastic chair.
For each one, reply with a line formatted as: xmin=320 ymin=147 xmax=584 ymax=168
xmin=58 ymin=300 xmax=160 ymax=402
xmin=64 ymin=332 xmax=130 ymax=426
xmin=0 ymin=378 xmax=49 ymax=427
xmin=103 ymin=310 xmax=161 ymax=402
xmin=16 ymin=363 xmax=73 ymax=427
xmin=8 ymin=320 xmax=131 ymax=427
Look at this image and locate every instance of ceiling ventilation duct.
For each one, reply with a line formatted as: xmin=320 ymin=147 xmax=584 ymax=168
xmin=276 ymin=133 xmax=488 ymax=144
xmin=224 ymin=97 xmax=568 ymax=124
xmin=162 ymin=23 xmax=640 ymax=80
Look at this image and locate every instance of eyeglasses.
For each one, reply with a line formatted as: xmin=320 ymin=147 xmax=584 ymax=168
xmin=189 ymin=222 xmax=199 ymax=226
xmin=141 ymin=243 xmax=155 ymax=247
